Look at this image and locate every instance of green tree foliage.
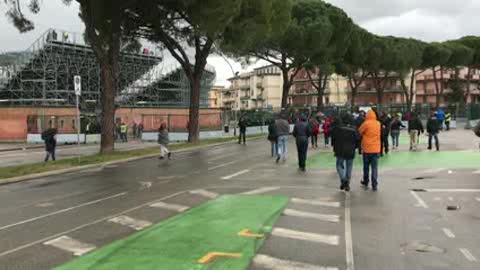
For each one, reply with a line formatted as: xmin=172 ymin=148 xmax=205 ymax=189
xmin=2 ymin=0 xmax=40 ymax=32
xmin=305 ymin=3 xmax=354 ymax=110
xmin=336 ymin=26 xmax=373 ymax=111
xmin=457 ymin=36 xmax=480 ymax=103
xmin=129 ymin=0 xmax=286 ymax=142
xmin=422 ymin=42 xmax=452 ymax=107
xmin=226 ymin=0 xmax=346 ymax=109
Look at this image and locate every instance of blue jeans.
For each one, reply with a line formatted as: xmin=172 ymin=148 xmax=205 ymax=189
xmin=336 ymin=158 xmax=354 ymax=185
xmin=362 ymin=153 xmax=379 ymax=188
xmin=277 ymin=135 xmax=289 ymax=160
xmin=428 ymin=133 xmax=439 ymax=150
xmin=391 ymin=130 xmax=400 ymax=148
xmin=271 ymin=141 xmax=278 ymax=157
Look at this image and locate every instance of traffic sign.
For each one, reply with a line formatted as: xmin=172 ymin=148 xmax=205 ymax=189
xmin=74 ymin=75 xmax=81 ymax=96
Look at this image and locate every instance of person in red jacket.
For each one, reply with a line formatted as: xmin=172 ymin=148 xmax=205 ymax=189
xmin=322 ymin=117 xmax=331 ymax=147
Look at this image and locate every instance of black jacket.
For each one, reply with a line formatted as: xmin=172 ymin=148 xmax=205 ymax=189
xmin=238 ymin=119 xmax=247 ymax=132
xmin=427 ymin=117 xmax=441 ymax=134
xmin=268 ymin=123 xmax=278 ymax=142
xmin=390 ymin=120 xmax=405 ymax=131
xmin=408 ymin=118 xmax=424 ymax=133
xmin=332 ymin=124 xmax=359 ymax=160
xmin=293 ymin=121 xmax=311 ymax=138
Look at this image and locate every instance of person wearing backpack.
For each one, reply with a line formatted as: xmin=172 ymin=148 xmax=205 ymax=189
xmin=308 ymin=117 xmax=320 ymax=148
xmin=267 ymin=119 xmax=278 ymax=157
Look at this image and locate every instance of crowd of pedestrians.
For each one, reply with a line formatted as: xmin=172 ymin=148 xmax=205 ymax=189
xmin=264 ymin=107 xmax=454 ymax=193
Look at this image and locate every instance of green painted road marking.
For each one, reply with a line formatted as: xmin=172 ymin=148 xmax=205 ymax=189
xmin=55 ymin=195 xmax=288 ymax=270
xmin=308 ymin=151 xmax=480 ymax=169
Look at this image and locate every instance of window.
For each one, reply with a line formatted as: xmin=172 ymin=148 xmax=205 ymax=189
xmin=72 ymin=119 xmax=76 ymax=130
xmin=48 ymin=120 xmax=53 ymax=128
xmin=60 ymin=120 xmax=64 ymax=129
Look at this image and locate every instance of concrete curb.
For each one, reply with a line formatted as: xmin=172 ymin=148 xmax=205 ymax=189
xmin=0 ymin=138 xmax=254 ymax=186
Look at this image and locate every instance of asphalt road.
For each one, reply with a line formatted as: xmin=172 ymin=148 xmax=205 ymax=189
xmin=0 ymin=141 xmax=158 ymax=168
xmin=0 ymin=131 xmax=479 ymax=270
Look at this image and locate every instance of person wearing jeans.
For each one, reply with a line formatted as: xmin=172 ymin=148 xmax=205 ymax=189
xmin=275 ymin=115 xmax=290 ymax=163
xmin=408 ymin=112 xmax=424 ymax=151
xmin=390 ymin=116 xmax=404 ymax=150
xmin=427 ymin=112 xmax=441 ymax=151
xmin=358 ymin=110 xmax=382 ymax=191
xmin=332 ymin=113 xmax=359 ymax=191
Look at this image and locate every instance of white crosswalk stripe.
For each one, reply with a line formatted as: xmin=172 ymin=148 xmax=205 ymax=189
xmin=291 ymin=198 xmax=340 ymax=208
xmin=44 ymin=236 xmax=96 ymax=256
xmin=423 ymin=168 xmax=446 ymax=174
xmin=272 ymin=228 xmax=339 ymax=246
xmin=108 ymin=215 xmax=152 ymax=231
xmin=189 ymin=189 xmax=219 ymax=199
xmin=242 ymin=187 xmax=280 ymax=195
xmin=473 ymin=170 xmax=480 ymax=174
xmin=150 ymin=201 xmax=189 ymax=212
xmin=284 ymin=209 xmax=340 ymax=223
xmin=252 ymin=254 xmax=338 ymax=270
xmin=460 ymin=248 xmax=477 ymax=262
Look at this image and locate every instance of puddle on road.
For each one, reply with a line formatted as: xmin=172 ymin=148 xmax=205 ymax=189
xmin=401 ymin=241 xmax=446 ymax=254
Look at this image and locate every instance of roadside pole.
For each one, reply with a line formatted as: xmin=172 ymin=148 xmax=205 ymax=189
xmin=74 ymin=75 xmax=82 ymax=163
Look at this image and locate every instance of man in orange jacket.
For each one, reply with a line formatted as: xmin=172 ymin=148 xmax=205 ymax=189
xmin=358 ymin=109 xmax=381 ymax=191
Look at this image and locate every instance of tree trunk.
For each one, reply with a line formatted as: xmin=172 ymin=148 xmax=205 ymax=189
xmin=188 ymin=75 xmax=202 ymax=143
xmin=98 ymin=58 xmax=119 ymax=154
xmin=317 ymin=89 xmax=324 ymax=111
xmin=465 ymin=67 xmax=472 ymax=104
xmin=376 ymin=90 xmax=383 ymax=106
xmin=281 ymin=69 xmax=290 ymax=109
xmin=407 ymin=69 xmax=416 ymax=112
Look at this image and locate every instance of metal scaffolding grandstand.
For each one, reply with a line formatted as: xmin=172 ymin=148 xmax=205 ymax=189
xmin=0 ymin=29 xmax=216 ymax=111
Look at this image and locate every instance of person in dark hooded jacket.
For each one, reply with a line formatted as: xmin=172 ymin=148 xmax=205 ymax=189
xmin=293 ymin=115 xmax=311 ymax=172
xmin=42 ymin=128 xmax=58 ymax=162
xmin=332 ymin=113 xmax=359 ymax=192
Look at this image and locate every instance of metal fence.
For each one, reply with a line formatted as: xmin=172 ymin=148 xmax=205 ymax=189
xmin=141 ymin=113 xmax=223 ymax=132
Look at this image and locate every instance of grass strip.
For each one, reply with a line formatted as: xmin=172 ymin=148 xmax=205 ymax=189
xmin=0 ymin=135 xmax=264 ymax=181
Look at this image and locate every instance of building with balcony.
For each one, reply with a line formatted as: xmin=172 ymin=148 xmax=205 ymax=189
xmin=226 ymin=65 xmax=283 ymax=110
xmin=208 ymin=86 xmax=223 ymax=108
xmin=289 ymin=68 xmax=349 ymax=108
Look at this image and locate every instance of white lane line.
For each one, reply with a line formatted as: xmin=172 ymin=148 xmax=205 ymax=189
xmin=448 ymin=197 xmax=454 ymax=201
xmin=475 ymin=197 xmax=480 ymax=202
xmin=410 ymin=191 xmax=429 ymax=209
xmin=0 ymin=192 xmax=127 ymax=232
xmin=0 ymin=191 xmax=186 ymax=258
xmin=442 ymin=228 xmax=455 ymax=238
xmin=460 ymin=248 xmax=477 ymax=262
xmin=221 ymin=169 xmax=251 ymax=180
xmin=272 ymin=228 xmax=339 ymax=246
xmin=242 ymin=186 xmax=280 ymax=195
xmin=425 ymin=189 xmax=480 ymax=193
xmin=423 ymin=168 xmax=446 ymax=174
xmin=44 ymin=236 xmax=96 ymax=256
xmin=252 ymin=254 xmax=338 ymax=270
xmin=473 ymin=170 xmax=480 ymax=174
xmin=189 ymin=189 xmax=219 ymax=199
xmin=150 ymin=201 xmax=189 ymax=212
xmin=208 ymin=161 xmax=238 ymax=171
xmin=283 ymin=209 xmax=340 ymax=223
xmin=345 ymin=192 xmax=355 ymax=270
xmin=291 ymin=198 xmax=340 ymax=208
xmin=108 ymin=215 xmax=152 ymax=231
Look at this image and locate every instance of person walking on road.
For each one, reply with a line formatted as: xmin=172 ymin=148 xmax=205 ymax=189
xmin=238 ymin=116 xmax=247 ymax=145
xmin=332 ymin=113 xmax=359 ymax=192
xmin=120 ymin=122 xmax=128 ymax=143
xmin=275 ymin=113 xmax=290 ymax=163
xmin=308 ymin=116 xmax=320 ymax=148
xmin=427 ymin=111 xmax=441 ymax=151
xmin=158 ymin=123 xmax=171 ymax=160
xmin=322 ymin=117 xmax=331 ymax=147
xmin=390 ymin=115 xmax=405 ymax=150
xmin=359 ymin=110 xmax=381 ymax=191
xmin=293 ymin=115 xmax=311 ymax=172
xmin=408 ymin=112 xmax=424 ymax=151
xmin=42 ymin=128 xmax=58 ymax=162
xmin=445 ymin=111 xmax=452 ymax=131
xmin=380 ymin=113 xmax=392 ymax=156
xmin=267 ymin=119 xmax=278 ymax=157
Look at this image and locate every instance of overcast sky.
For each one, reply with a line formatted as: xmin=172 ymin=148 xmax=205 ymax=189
xmin=1 ymin=0 xmax=480 ymax=86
